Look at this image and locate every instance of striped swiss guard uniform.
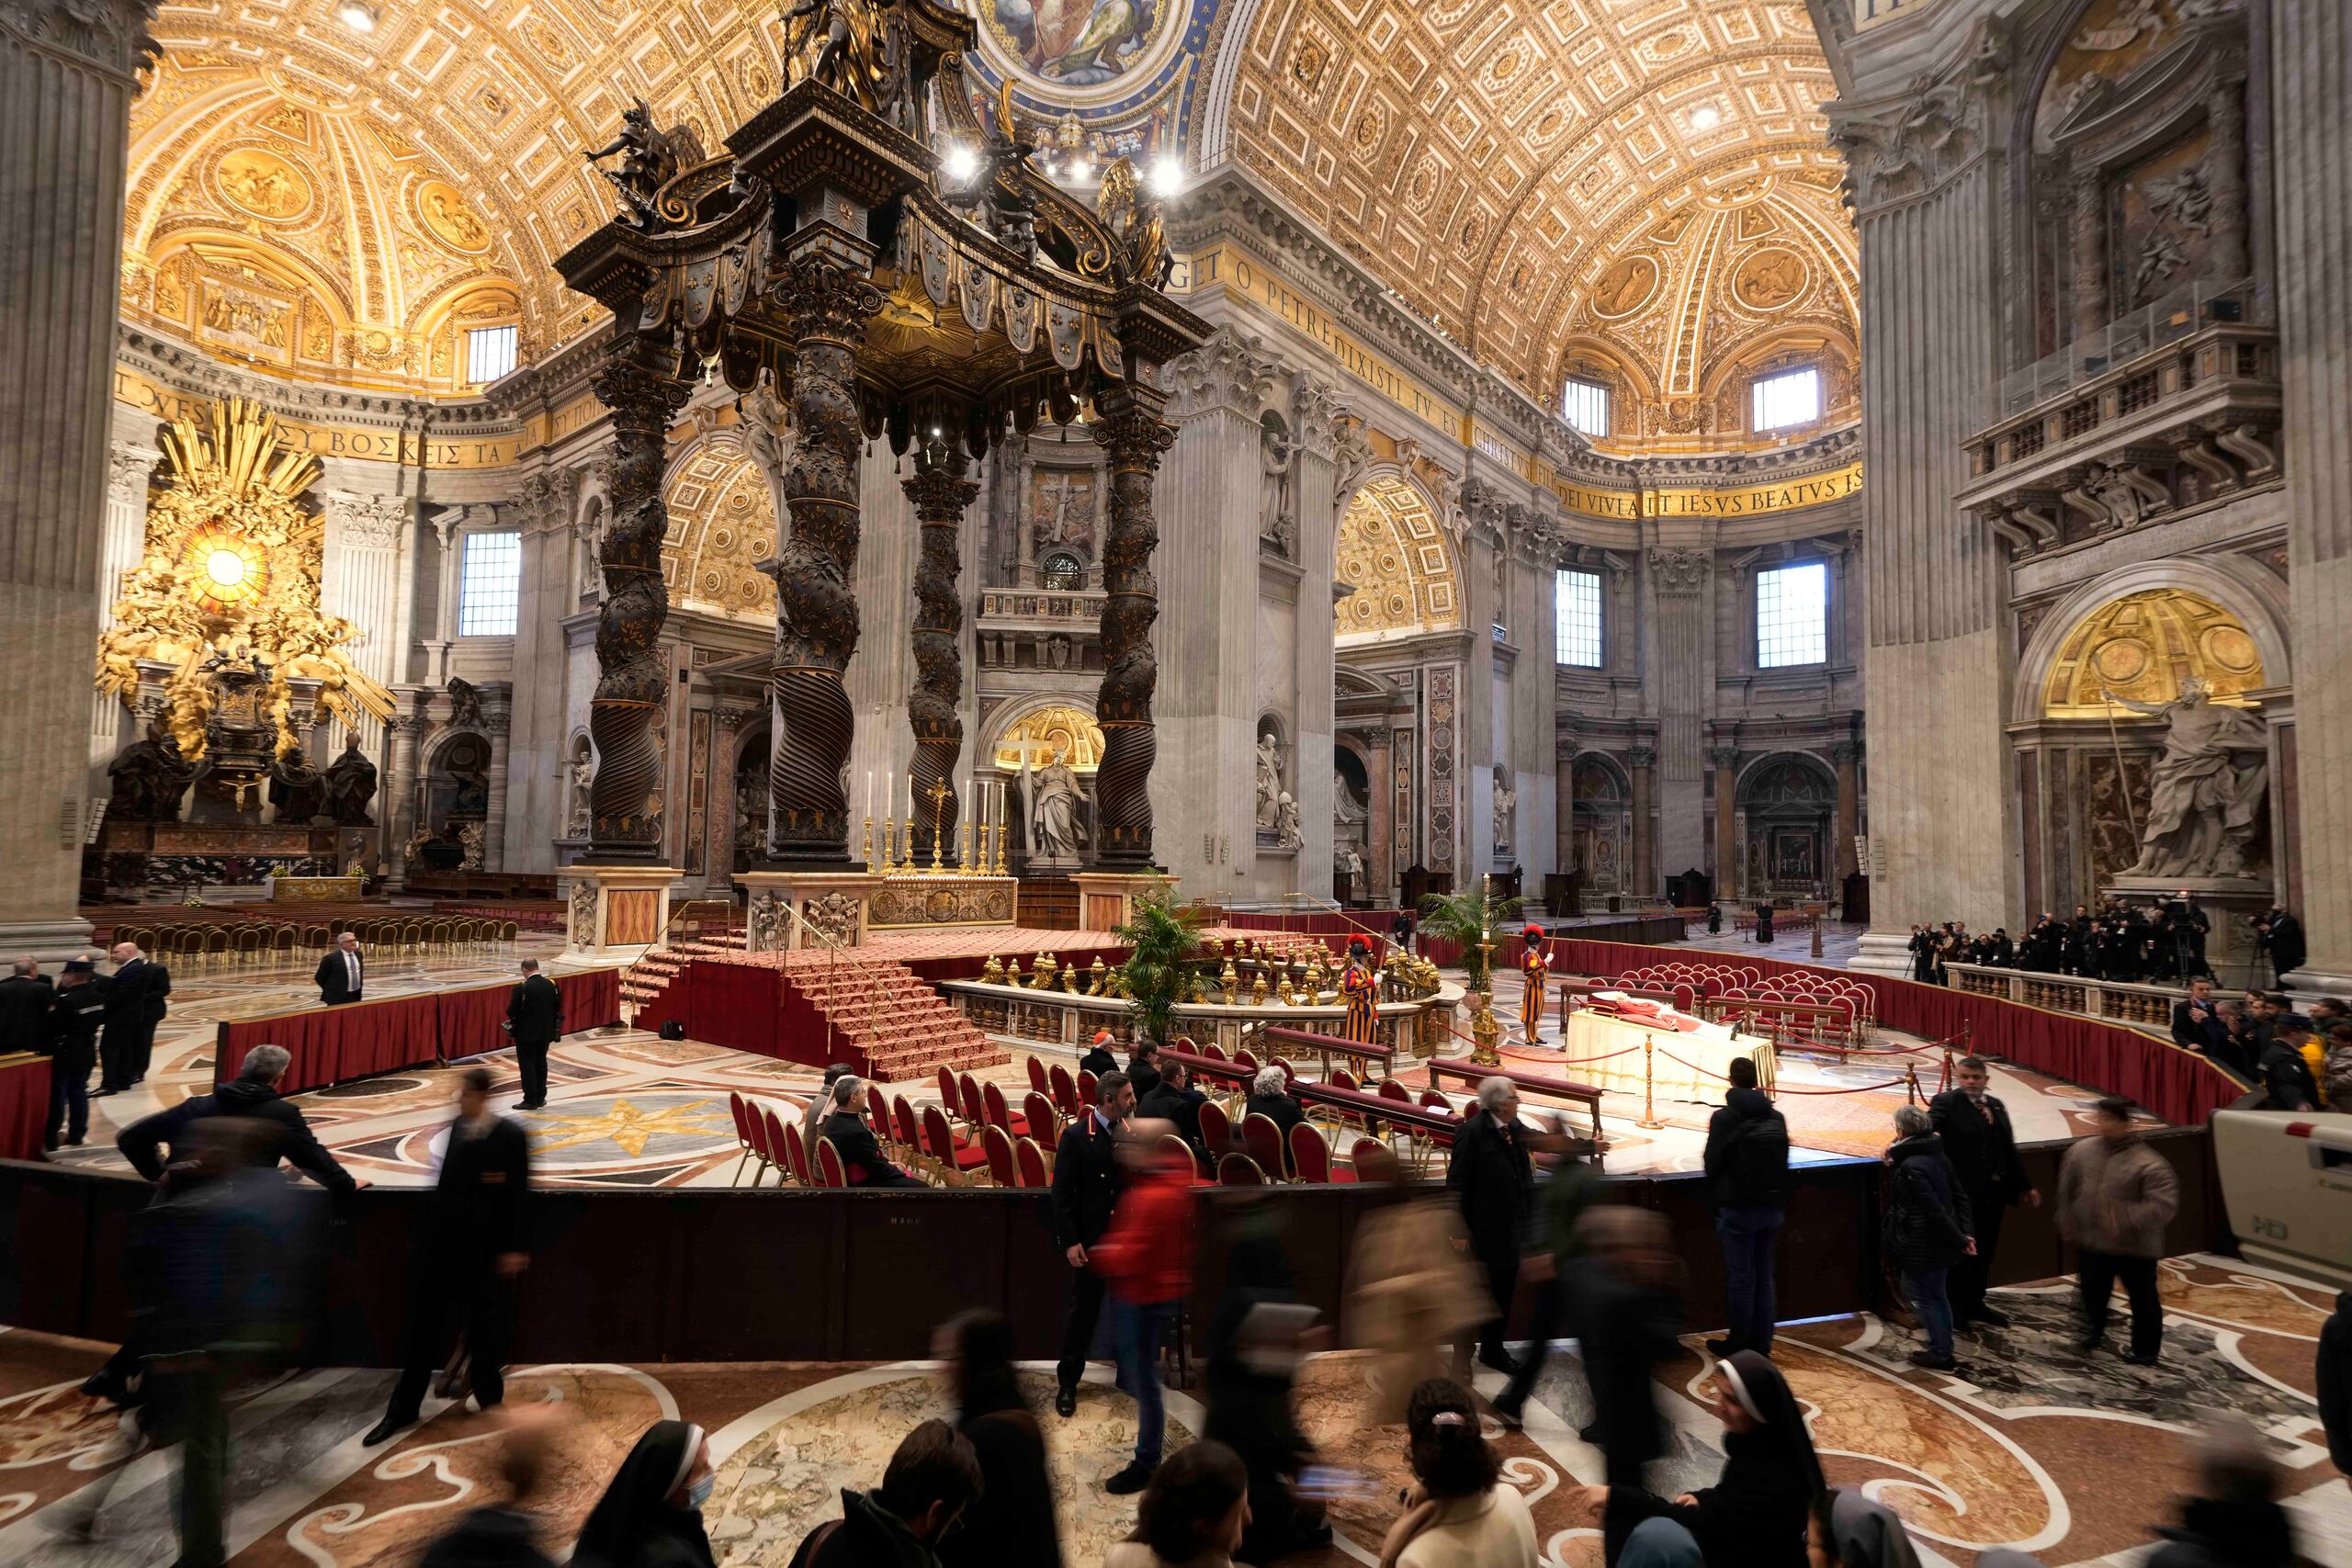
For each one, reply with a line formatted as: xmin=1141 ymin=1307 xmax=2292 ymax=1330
xmin=1519 ymin=933 xmax=1550 ymax=1041
xmin=1340 ymin=954 xmax=1381 ymax=1044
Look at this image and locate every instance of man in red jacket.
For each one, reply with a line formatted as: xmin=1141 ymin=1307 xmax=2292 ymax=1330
xmin=1090 ymin=1127 xmax=1194 ymax=1496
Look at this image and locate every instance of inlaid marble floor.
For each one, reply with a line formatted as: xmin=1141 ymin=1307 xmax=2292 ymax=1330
xmin=0 ymin=1255 xmax=2342 ymax=1566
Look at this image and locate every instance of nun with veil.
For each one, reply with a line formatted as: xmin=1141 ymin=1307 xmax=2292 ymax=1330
xmin=1576 ymin=1350 xmax=1822 ymax=1567
xmin=571 ymin=1418 xmax=718 ymax=1568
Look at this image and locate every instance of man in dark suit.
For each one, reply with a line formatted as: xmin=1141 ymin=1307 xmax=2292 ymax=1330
xmin=0 ymin=958 xmax=52 ymax=1055
xmin=2171 ymin=977 xmax=2241 ymax=1077
xmin=1446 ymin=1076 xmax=1534 ymax=1375
xmin=1929 ymin=1055 xmax=2041 ymax=1327
xmin=99 ymin=942 xmax=172 ymax=1091
xmin=315 ymin=931 xmax=365 ymax=1005
xmin=1124 ymin=1039 xmax=1162 ymax=1102
xmin=818 ymin=1076 xmax=922 ymax=1188
xmin=1078 ymin=1029 xmax=1119 ymax=1077
xmin=1050 ymin=1067 xmax=1131 ymax=1417
xmin=1138 ymin=1058 xmax=1206 ymax=1158
xmin=2256 ymin=904 xmax=2307 ymax=985
xmin=366 ymin=1067 xmax=531 ymax=1446
xmin=503 ymin=959 xmax=563 ymax=1111
xmin=44 ymin=959 xmax=106 ymax=1149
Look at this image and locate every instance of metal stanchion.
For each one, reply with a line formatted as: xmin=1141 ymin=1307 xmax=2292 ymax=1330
xmin=1904 ymin=1063 xmax=1923 ymax=1106
xmin=1638 ymin=1037 xmax=1664 ymax=1129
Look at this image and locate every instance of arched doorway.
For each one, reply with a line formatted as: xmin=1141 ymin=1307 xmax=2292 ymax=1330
xmin=1566 ymin=755 xmax=1630 ymax=905
xmin=1736 ymin=754 xmax=1837 ymax=902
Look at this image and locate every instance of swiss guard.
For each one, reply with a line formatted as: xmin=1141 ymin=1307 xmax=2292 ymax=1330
xmin=1340 ymin=936 xmax=1381 ymax=1044
xmin=1519 ymin=923 xmax=1551 ymax=1043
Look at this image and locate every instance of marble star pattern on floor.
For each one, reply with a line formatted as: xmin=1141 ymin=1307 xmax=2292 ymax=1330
xmin=0 ymin=1254 xmax=2343 ymax=1566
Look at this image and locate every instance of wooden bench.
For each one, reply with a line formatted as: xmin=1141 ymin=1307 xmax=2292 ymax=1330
xmin=1255 ymin=1022 xmax=1396 ymax=1081
xmin=1426 ymin=1057 xmax=1608 ymax=1167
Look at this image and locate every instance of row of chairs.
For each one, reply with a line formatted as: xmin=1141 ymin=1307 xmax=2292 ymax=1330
xmin=110 ymin=915 xmax=518 ymax=971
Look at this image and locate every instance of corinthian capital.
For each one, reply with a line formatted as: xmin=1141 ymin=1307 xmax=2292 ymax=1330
xmin=2 ymin=0 xmax=158 ymax=75
xmin=107 ymin=443 xmax=162 ymax=502
xmin=1647 ymin=547 xmax=1710 ymax=596
xmin=1289 ymin=373 xmax=1349 ymax=459
xmin=1162 ymin=327 xmax=1275 ymax=419
xmin=1825 ymin=20 xmax=2003 ymax=211
xmin=324 ymin=491 xmax=414 ymax=549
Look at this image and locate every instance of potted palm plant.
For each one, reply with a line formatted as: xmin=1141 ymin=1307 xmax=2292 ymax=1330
xmin=1113 ymin=888 xmax=1205 ymax=1045
xmin=1417 ymin=884 xmax=1524 ymax=992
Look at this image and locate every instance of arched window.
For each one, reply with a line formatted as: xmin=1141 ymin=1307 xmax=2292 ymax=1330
xmin=1041 ymin=551 xmax=1083 ymax=591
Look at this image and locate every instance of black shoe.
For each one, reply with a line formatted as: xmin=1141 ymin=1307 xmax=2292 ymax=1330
xmin=79 ymin=1373 xmax=130 ymax=1405
xmin=1578 ymin=1420 xmax=1603 ymax=1444
xmin=1104 ymin=1460 xmax=1156 ymax=1495
xmin=1703 ymin=1337 xmax=1737 ymax=1358
xmin=1972 ymin=1305 xmax=2012 ymax=1328
xmin=88 ymin=1088 xmax=117 ymax=1099
xmin=1907 ymin=1349 xmax=1959 ymax=1371
xmin=1055 ymin=1385 xmax=1077 ymax=1418
xmin=1489 ymin=1396 xmax=1523 ymax=1430
xmin=2074 ymin=1337 xmax=2104 ymax=1357
xmin=513 ymin=1100 xmax=544 ymax=1111
xmin=2122 ymin=1351 xmax=2161 ymax=1367
xmin=1477 ymin=1349 xmax=1522 ymax=1377
xmin=361 ymin=1415 xmax=416 ymax=1448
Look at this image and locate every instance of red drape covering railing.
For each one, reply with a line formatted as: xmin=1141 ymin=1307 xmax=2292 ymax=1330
xmin=0 ymin=1054 xmax=53 ymax=1161
xmin=1546 ymin=938 xmax=2243 ymax=1126
xmin=214 ymin=968 xmax=620 ymax=1093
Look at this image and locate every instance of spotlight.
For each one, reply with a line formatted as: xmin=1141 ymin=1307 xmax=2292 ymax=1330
xmin=1148 ymin=154 xmax=1184 ymax=198
xmin=940 ymin=142 xmax=979 ymax=186
xmin=334 ymin=0 xmax=377 ymax=31
xmin=207 ymin=549 xmax=247 ymax=587
xmin=1688 ymin=103 xmax=1721 ymax=132
xmin=1068 ymin=156 xmax=1091 ymax=183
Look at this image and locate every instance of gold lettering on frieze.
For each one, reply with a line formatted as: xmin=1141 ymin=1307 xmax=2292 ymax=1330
xmin=1635 ymin=462 xmax=1864 ymax=519
xmin=111 ymin=367 xmax=522 ymax=470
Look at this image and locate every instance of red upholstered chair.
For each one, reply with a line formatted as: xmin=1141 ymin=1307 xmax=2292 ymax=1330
xmin=778 ymin=1120 xmax=808 ymax=1185
xmin=1200 ymin=1041 xmax=1228 ymax=1062
xmin=729 ymin=1092 xmax=760 ymax=1184
xmin=892 ymin=1095 xmax=923 ymax=1154
xmin=1050 ymin=1063 xmax=1079 ymax=1116
xmin=1674 ymin=983 xmax=1697 ymax=1013
xmin=1217 ymin=1152 xmax=1267 ymax=1186
xmin=959 ymin=1072 xmax=989 ymax=1129
xmin=1198 ymin=1098 xmax=1232 ymax=1159
xmin=1418 ymin=1089 xmax=1454 ymax=1113
xmin=982 ymin=1123 xmax=1018 ymax=1188
xmin=1159 ymin=1132 xmax=1202 ymax=1184
xmin=762 ymin=1108 xmax=793 ymax=1185
xmin=1379 ymin=1078 xmax=1415 ymax=1108
xmin=1350 ymin=1135 xmax=1390 ymax=1174
xmin=937 ymin=1066 xmax=967 ymax=1129
xmin=1077 ymin=1068 xmax=1099 ymax=1108
xmin=1241 ymin=1112 xmax=1289 ymax=1181
xmin=1331 ymin=1067 xmax=1359 ymax=1093
xmin=815 ymin=1135 xmax=846 ymax=1189
xmin=1289 ymin=1121 xmax=1354 ymax=1184
xmin=1026 ymin=1055 xmax=1050 ymax=1096
xmin=923 ymin=1103 xmax=989 ymax=1185
xmin=1023 ymin=1090 xmax=1060 ymax=1151
xmin=1272 ymin=1056 xmax=1298 ymax=1086
xmin=983 ymin=1078 xmax=1029 ymax=1138
xmin=1015 ymin=1136 xmax=1050 ymax=1190
xmin=740 ymin=1098 xmax=774 ymax=1185
xmin=1234 ymin=1048 xmax=1261 ymax=1076
xmin=870 ymin=1097 xmax=896 ymax=1155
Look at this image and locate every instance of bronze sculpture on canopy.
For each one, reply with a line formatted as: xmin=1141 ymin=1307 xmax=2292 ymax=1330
xmin=557 ymin=0 xmax=1204 ymax=874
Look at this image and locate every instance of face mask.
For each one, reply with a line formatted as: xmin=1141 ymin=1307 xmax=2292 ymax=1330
xmin=686 ymin=1474 xmax=716 ymax=1510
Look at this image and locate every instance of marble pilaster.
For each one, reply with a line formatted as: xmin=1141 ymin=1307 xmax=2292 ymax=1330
xmin=90 ymin=439 xmax=159 ymax=768
xmin=1628 ymin=743 xmax=1657 ymax=898
xmin=2272 ymin=0 xmax=2352 ymax=998
xmin=321 ymin=490 xmax=412 ymax=755
xmin=1710 ymin=746 xmax=1740 ymax=899
xmin=1288 ymin=374 xmax=1345 ymax=902
xmin=1646 ymin=547 xmax=1712 ymax=881
xmin=383 ymin=705 xmax=424 ymax=891
xmin=0 ymin=0 xmax=155 ymax=958
xmin=842 ymin=437 xmax=916 ymax=840
xmin=503 ymin=467 xmax=582 ymax=874
xmin=481 ymin=701 xmax=512 ymax=872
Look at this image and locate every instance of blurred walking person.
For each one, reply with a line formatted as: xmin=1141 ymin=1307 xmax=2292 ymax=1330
xmin=1559 ymin=1207 xmax=1681 ymax=1487
xmin=1490 ymin=1112 xmax=1609 ymax=1430
xmin=2057 ymin=1097 xmax=2178 ymax=1366
xmin=934 ymin=1309 xmax=1061 ymax=1568
xmin=1447 ymin=1077 xmax=1535 ymax=1375
xmin=1091 ymin=1125 xmax=1195 ymax=1495
xmin=1344 ymin=1142 xmax=1487 ymax=1424
xmin=418 ymin=1408 xmax=564 ymax=1568
xmin=1050 ymin=1067 xmax=1130 ymax=1417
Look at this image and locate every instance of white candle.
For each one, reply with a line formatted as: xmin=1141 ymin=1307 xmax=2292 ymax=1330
xmin=885 ymin=770 xmax=892 ymax=825
xmin=865 ymin=771 xmax=874 ymax=822
xmin=967 ymin=777 xmax=976 ymax=833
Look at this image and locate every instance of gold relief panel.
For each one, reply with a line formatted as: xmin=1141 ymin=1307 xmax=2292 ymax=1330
xmin=1589 ymin=254 xmax=1662 ymax=320
xmin=413 ymin=178 xmax=492 ymax=255
xmin=1731 ymin=248 xmax=1809 ymax=312
xmin=197 ymin=275 xmax=297 ymax=367
xmin=213 ymin=146 xmax=313 ymax=221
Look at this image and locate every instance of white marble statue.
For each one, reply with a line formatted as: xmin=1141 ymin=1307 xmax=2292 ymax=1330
xmin=1492 ymin=764 xmax=1517 ymax=853
xmin=1254 ymin=733 xmax=1282 ymax=830
xmin=2102 ymin=677 xmax=2269 ymax=879
xmin=567 ymin=753 xmax=594 ymax=837
xmin=1026 ymin=746 xmax=1085 ymax=863
xmin=1273 ymin=791 xmax=1301 ymax=849
xmin=1259 ymin=415 xmax=1295 ymax=556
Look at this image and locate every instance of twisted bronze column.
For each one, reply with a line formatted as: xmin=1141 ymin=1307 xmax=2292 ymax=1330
xmin=765 ymin=255 xmax=882 ymax=865
xmin=904 ymin=440 xmax=979 ymax=863
xmin=1089 ymin=389 xmax=1177 ymax=868
xmin=585 ymin=340 xmax=689 ymax=862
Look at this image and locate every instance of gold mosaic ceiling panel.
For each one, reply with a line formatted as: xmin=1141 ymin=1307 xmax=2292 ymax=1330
xmin=1221 ymin=0 xmax=1856 ymax=412
xmin=1334 ymin=476 xmax=1458 ymax=644
xmin=661 ymin=443 xmax=778 ymax=622
xmin=125 ymin=56 xmax=525 ymax=391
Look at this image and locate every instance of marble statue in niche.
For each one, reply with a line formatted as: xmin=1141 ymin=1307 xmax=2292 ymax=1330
xmin=1492 ymin=762 xmax=1517 ymax=856
xmin=2102 ymin=676 xmax=2269 ymax=878
xmin=1259 ymin=411 xmax=1295 ymax=558
xmin=1023 ymin=745 xmax=1087 ymax=865
xmin=567 ymin=748 xmax=594 ymax=837
xmin=1273 ymin=793 xmax=1302 ymax=849
xmin=1255 ymin=731 xmax=1282 ymax=830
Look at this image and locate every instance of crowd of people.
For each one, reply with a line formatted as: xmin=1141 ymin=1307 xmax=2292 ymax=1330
xmin=37 ymin=976 xmax=2347 ymax=1567
xmin=2171 ymin=978 xmax=2349 ymax=1105
xmin=1905 ymin=898 xmax=2307 ymax=989
xmin=0 ymin=942 xmax=175 ymax=1153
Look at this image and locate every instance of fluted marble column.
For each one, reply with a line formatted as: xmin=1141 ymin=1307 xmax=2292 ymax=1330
xmin=1829 ymin=58 xmax=2012 ymax=975
xmin=1152 ymin=328 xmax=1274 ymax=893
xmin=504 ymin=467 xmax=582 ymax=874
xmin=1711 ymin=746 xmax=1740 ymax=899
xmin=383 ymin=705 xmax=424 ymax=890
xmin=1288 ymin=373 xmax=1345 ymax=900
xmin=1 ymin=0 xmax=154 ymax=957
xmin=90 ymin=441 xmax=160 ymax=766
xmin=321 ymin=490 xmax=411 ymax=755
xmin=2274 ymin=0 xmax=2352 ymax=997
xmin=482 ymin=701 xmax=512 ymax=873
xmin=1834 ymin=742 xmax=1861 ymax=885
xmin=1648 ymin=547 xmax=1713 ymax=879
xmin=1628 ymin=744 xmax=1657 ymax=898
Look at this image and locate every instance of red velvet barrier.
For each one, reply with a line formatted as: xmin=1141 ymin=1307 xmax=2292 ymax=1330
xmin=1547 ymin=939 xmax=2244 ymax=1126
xmin=682 ymin=960 xmax=782 ymax=1060
xmin=0 ymin=1054 xmax=52 ymax=1161
xmin=216 ymin=969 xmax=625 ymax=1092
xmin=438 ymin=968 xmax=622 ymax=1063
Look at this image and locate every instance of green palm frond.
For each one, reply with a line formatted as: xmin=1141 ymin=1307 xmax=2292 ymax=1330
xmin=1416 ymin=885 xmax=1523 ymax=990
xmin=1113 ymin=890 xmax=1205 ymax=1044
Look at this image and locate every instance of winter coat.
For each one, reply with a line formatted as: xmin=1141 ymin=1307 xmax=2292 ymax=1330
xmin=1884 ymin=1133 xmax=1973 ymax=1274
xmin=2056 ymin=1133 xmax=2178 ymax=1258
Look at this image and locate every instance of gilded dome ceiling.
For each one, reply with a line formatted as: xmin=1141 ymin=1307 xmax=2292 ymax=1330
xmin=1215 ymin=0 xmax=1858 ymax=436
xmin=662 ymin=442 xmax=778 ymax=623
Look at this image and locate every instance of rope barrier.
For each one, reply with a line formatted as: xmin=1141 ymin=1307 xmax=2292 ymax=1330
xmin=1652 ymin=1045 xmax=1905 ymax=1096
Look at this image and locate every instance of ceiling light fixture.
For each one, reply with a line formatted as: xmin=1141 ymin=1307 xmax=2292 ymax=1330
xmin=1148 ymin=153 xmax=1184 ymax=198
xmin=940 ymin=142 xmax=979 ymax=186
xmin=334 ymin=0 xmax=378 ymax=30
xmin=1688 ymin=103 xmax=1721 ymax=132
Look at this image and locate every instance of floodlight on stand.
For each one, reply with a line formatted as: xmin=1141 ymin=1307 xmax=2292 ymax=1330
xmin=940 ymin=141 xmax=979 ymax=186
xmin=1149 ymin=154 xmax=1184 ymax=198
xmin=334 ymin=0 xmax=377 ymax=31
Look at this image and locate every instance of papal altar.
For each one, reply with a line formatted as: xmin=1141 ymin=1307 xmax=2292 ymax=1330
xmin=1564 ymin=998 xmax=1777 ymax=1101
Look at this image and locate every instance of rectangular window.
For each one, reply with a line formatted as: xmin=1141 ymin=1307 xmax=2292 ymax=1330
xmin=458 ymin=530 xmax=522 ymax=637
xmin=1751 ymin=367 xmax=1821 ymax=432
xmin=1555 ymin=568 xmax=1603 ymax=669
xmin=1561 ymin=378 xmax=1611 ymax=438
xmin=1756 ymin=560 xmax=1828 ymax=668
xmin=466 ymin=324 xmax=518 ymax=385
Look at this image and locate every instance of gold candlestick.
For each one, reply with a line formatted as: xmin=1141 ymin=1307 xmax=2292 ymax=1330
xmin=862 ymin=815 xmax=876 ymax=873
xmin=958 ymin=816 xmax=974 ymax=873
xmin=990 ymin=820 xmax=1007 ymax=875
xmin=924 ymin=776 xmax=953 ymax=874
